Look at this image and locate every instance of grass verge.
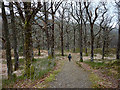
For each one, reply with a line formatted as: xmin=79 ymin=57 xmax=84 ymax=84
xmin=76 ymin=60 xmax=118 ymax=88
xmin=84 ymin=61 xmax=106 ymax=69
xmin=89 ymin=72 xmax=110 ymax=88
xmin=33 ymin=58 xmax=65 ymax=88
xmin=2 ymin=57 xmax=56 ymax=88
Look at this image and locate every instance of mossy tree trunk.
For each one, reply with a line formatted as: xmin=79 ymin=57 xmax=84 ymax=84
xmin=15 ymin=1 xmax=41 ymax=78
xmin=24 ymin=22 xmax=32 ymax=78
xmin=24 ymin=2 xmax=32 ymax=78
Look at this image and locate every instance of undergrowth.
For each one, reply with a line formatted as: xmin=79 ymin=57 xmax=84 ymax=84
xmin=2 ymin=57 xmax=56 ymax=88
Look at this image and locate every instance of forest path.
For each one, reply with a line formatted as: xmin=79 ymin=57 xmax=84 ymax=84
xmin=48 ymin=53 xmax=92 ymax=88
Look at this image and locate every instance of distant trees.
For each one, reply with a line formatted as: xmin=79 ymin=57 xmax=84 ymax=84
xmin=50 ymin=1 xmax=63 ymax=57
xmin=58 ymin=3 xmax=67 ymax=56
xmin=72 ymin=22 xmax=76 ymax=53
xmin=43 ymin=2 xmax=50 ymax=56
xmin=101 ymin=16 xmax=114 ymax=59
xmin=71 ymin=1 xmax=83 ymax=62
xmin=82 ymin=13 xmax=88 ymax=55
xmin=65 ymin=11 xmax=71 ymax=51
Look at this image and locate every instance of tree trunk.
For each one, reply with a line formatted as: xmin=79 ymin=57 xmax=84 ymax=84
xmin=51 ymin=13 xmax=55 ymax=57
xmin=90 ymin=24 xmax=94 ymax=62
xmin=22 ymin=28 xmax=25 ymax=58
xmin=84 ymin=23 xmax=88 ymax=55
xmin=102 ymin=40 xmax=105 ymax=60
xmin=38 ymin=46 xmax=41 ymax=56
xmin=44 ymin=2 xmax=50 ymax=55
xmin=61 ymin=27 xmax=64 ymax=56
xmin=61 ymin=15 xmax=64 ymax=56
xmin=42 ymin=32 xmax=45 ymax=50
xmin=73 ymin=26 xmax=76 ymax=53
xmin=66 ymin=27 xmax=69 ymax=51
xmin=24 ymin=2 xmax=32 ymax=78
xmin=24 ymin=22 xmax=32 ymax=78
xmin=116 ymin=21 xmax=120 ymax=60
xmin=2 ymin=2 xmax=13 ymax=79
xmin=79 ymin=23 xmax=83 ymax=62
xmin=31 ymin=36 xmax=34 ymax=60
xmin=9 ymin=3 xmax=19 ymax=71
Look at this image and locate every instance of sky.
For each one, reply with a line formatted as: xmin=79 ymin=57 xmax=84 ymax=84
xmin=0 ymin=0 xmax=118 ymax=28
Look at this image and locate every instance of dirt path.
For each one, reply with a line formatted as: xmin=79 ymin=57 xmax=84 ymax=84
xmin=49 ymin=54 xmax=92 ymax=88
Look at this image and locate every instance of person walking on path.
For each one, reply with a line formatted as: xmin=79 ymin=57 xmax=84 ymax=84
xmin=68 ymin=54 xmax=72 ymax=62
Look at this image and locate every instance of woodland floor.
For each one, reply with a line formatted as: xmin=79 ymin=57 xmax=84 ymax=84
xmin=1 ymin=50 xmax=118 ymax=88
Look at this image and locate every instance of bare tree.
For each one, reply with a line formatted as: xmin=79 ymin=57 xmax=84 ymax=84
xmin=43 ymin=2 xmax=50 ymax=55
xmin=15 ymin=1 xmax=42 ymax=78
xmin=58 ymin=3 xmax=67 ymax=56
xmin=9 ymin=2 xmax=19 ymax=71
xmin=65 ymin=11 xmax=70 ymax=51
xmin=82 ymin=13 xmax=88 ymax=55
xmin=2 ymin=2 xmax=13 ymax=79
xmin=101 ymin=16 xmax=114 ymax=59
xmin=84 ymin=2 xmax=99 ymax=61
xmin=50 ymin=0 xmax=62 ymax=57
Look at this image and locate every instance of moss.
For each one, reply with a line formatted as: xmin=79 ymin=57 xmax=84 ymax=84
xmin=44 ymin=69 xmax=61 ymax=84
xmin=48 ymin=61 xmax=52 ymax=66
xmin=32 ymin=58 xmax=37 ymax=62
xmin=24 ymin=59 xmax=31 ymax=78
xmin=85 ymin=53 xmax=89 ymax=56
xmin=76 ymin=61 xmax=82 ymax=67
xmin=12 ymin=73 xmax=17 ymax=79
xmin=30 ymin=65 xmax=35 ymax=79
xmin=80 ymin=59 xmax=83 ymax=62
xmin=53 ymin=69 xmax=60 ymax=74
xmin=45 ymin=74 xmax=55 ymax=82
xmin=48 ymin=55 xmax=53 ymax=59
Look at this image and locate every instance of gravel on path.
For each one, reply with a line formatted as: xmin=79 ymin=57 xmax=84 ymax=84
xmin=49 ymin=54 xmax=92 ymax=88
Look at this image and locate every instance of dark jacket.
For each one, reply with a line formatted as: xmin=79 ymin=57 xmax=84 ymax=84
xmin=68 ymin=54 xmax=72 ymax=59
